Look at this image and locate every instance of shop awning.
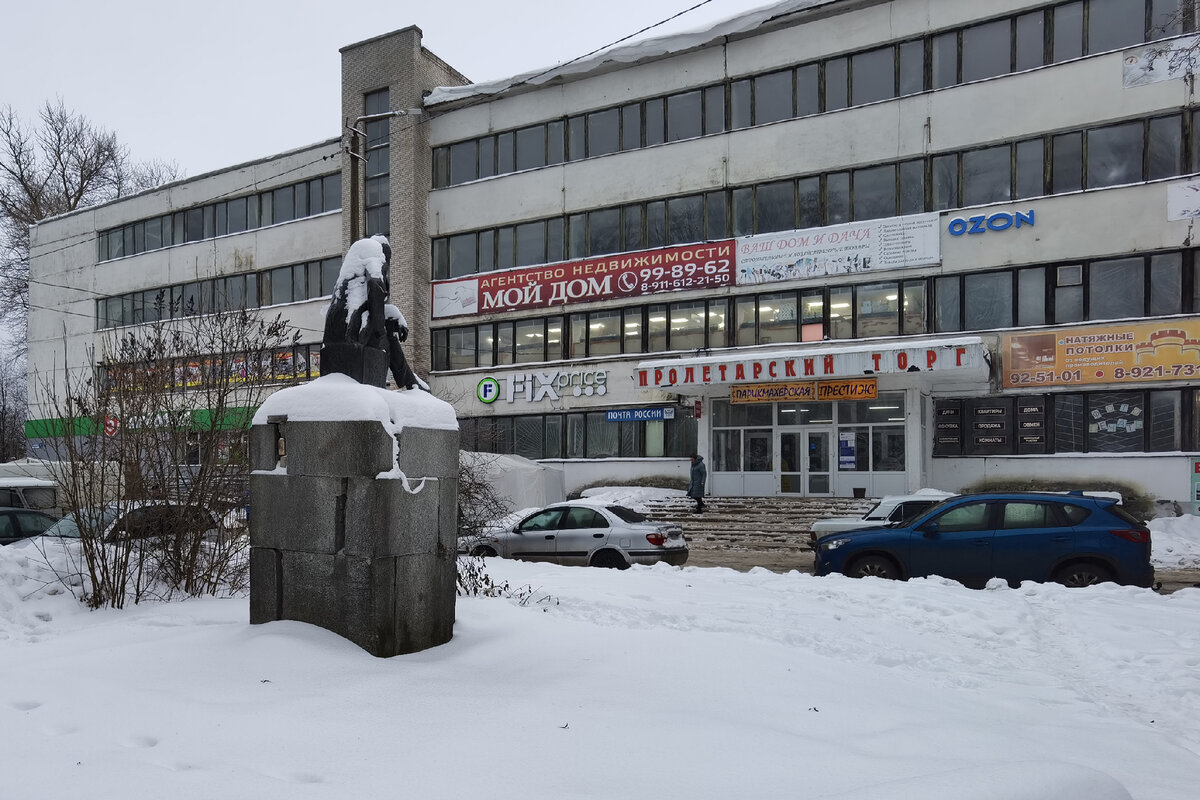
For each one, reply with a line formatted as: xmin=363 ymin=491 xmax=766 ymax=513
xmin=635 ymin=336 xmax=990 ymax=389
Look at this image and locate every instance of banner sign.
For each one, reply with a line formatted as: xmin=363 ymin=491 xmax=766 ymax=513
xmin=1167 ymin=179 xmax=1200 ymax=221
xmin=730 ymin=378 xmax=878 ymax=404
xmin=640 ymin=342 xmax=984 ymax=389
xmin=605 ymin=407 xmax=675 ymax=422
xmin=1002 ymin=319 xmax=1200 ymax=389
xmin=734 ymin=213 xmax=939 ymax=286
xmin=730 ymin=382 xmax=816 ymax=404
xmin=817 ymin=378 xmax=878 ymax=401
xmin=432 ymin=241 xmax=735 ymax=319
xmin=1123 ymin=36 xmax=1200 ymax=89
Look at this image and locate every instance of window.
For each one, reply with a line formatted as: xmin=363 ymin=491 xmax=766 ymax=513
xmin=758 ymin=292 xmax=797 ymax=344
xmin=825 ymin=58 xmax=849 ymax=110
xmin=588 ymin=109 xmax=620 ymax=156
xmin=934 ymin=501 xmax=990 ymax=533
xmin=1001 ymin=502 xmax=1059 ymax=529
xmin=755 ymin=70 xmax=793 ymax=124
xmin=856 ymin=282 xmax=899 ymax=337
xmin=756 ymin=181 xmax=795 ymax=233
xmin=853 ymin=165 xmax=896 ymax=220
xmin=963 ymin=145 xmax=1011 ymax=205
xmin=964 ymin=272 xmax=1012 ymax=329
xmin=515 ymin=126 xmax=546 ymax=171
xmin=1089 ymin=257 xmax=1144 ymax=320
xmin=667 ymin=90 xmax=703 ymax=141
xmin=1087 ymin=121 xmax=1143 ymax=188
xmin=1088 ymin=391 xmax=1144 ymax=453
xmin=1088 ymin=0 xmax=1146 ymax=53
xmin=852 ymin=46 xmax=894 ymax=104
xmin=962 ymin=19 xmax=1010 ymax=81
xmin=796 ymin=64 xmax=820 ymax=115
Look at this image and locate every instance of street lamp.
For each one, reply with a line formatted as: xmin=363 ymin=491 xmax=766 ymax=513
xmin=345 ymin=109 xmax=422 ymax=241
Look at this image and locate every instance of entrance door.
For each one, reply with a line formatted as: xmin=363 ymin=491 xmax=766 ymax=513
xmin=804 ymin=429 xmax=833 ymax=496
xmin=777 ymin=429 xmax=832 ymax=496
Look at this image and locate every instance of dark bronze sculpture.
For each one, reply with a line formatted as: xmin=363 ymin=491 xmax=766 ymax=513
xmin=321 ymin=235 xmax=424 ymax=390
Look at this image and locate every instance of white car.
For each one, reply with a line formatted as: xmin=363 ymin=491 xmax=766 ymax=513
xmin=464 ymin=501 xmax=688 ymax=568
xmin=810 ymin=491 xmax=954 ymax=540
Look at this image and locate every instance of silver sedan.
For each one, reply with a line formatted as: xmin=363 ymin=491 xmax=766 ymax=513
xmin=465 ymin=501 xmax=688 ymax=568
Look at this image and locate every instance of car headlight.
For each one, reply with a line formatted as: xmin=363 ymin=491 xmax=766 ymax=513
xmin=819 ymin=537 xmax=852 ymax=552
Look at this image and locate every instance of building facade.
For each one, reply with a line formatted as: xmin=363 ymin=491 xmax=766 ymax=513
xmin=26 ymin=0 xmax=1200 ymax=505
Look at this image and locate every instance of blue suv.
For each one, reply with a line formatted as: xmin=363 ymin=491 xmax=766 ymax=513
xmin=814 ymin=492 xmax=1153 ymax=588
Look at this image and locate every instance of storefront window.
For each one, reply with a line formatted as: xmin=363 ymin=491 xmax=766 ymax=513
xmin=1149 ymin=391 xmax=1181 ymax=451
xmin=872 ymin=426 xmax=905 ymax=470
xmin=744 ymin=430 xmax=773 ymax=471
xmin=1088 ymin=392 xmax=1145 ymax=453
xmin=964 ymin=272 xmax=1013 ymax=329
xmin=648 ymin=304 xmax=667 ymax=352
xmin=841 ymin=394 xmax=905 ymax=423
xmin=669 ymin=301 xmax=706 ymax=350
xmin=856 ymin=282 xmax=899 ymax=337
xmin=837 ymin=427 xmax=870 ymax=471
xmin=586 ymin=412 xmax=618 ymax=457
xmin=778 ymin=402 xmax=833 ymax=425
xmin=829 ymin=286 xmax=854 ymax=339
xmin=758 ymin=292 xmax=797 ymax=344
xmin=713 ymin=429 xmax=741 ymax=471
xmin=515 ymin=318 xmax=544 ymax=362
xmin=902 ymin=280 xmax=928 ymax=334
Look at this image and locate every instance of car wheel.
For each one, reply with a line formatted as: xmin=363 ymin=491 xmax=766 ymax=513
xmin=1053 ymin=562 xmax=1112 ymax=587
xmin=846 ymin=554 xmax=900 ymax=580
xmin=470 ymin=545 xmax=498 ymax=558
xmin=590 ymin=549 xmax=628 ymax=569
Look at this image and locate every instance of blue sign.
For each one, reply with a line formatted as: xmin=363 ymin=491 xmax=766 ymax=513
xmin=605 ymin=407 xmax=674 ymax=422
xmin=947 ymin=209 xmax=1034 ymax=236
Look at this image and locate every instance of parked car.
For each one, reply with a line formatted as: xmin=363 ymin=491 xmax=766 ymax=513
xmin=810 ymin=490 xmax=955 ymax=541
xmin=814 ymin=491 xmax=1153 ymax=588
xmin=0 ymin=477 xmax=63 ymax=518
xmin=0 ymin=507 xmax=58 ymax=546
xmin=39 ymin=502 xmax=221 ymax=544
xmin=464 ymin=501 xmax=688 ymax=568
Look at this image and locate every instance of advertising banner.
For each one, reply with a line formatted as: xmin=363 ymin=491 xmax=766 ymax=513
xmin=734 ymin=213 xmax=940 ymax=286
xmin=431 ymin=241 xmax=735 ymax=319
xmin=1001 ymin=319 xmax=1200 ymax=389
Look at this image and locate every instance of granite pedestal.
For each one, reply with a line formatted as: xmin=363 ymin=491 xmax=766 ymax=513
xmin=249 ymin=417 xmax=458 ymax=656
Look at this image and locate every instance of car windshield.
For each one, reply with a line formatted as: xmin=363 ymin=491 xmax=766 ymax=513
xmin=606 ymin=505 xmax=647 ymax=524
xmin=44 ymin=506 xmax=119 ymax=539
xmin=861 ymin=502 xmax=886 ymax=520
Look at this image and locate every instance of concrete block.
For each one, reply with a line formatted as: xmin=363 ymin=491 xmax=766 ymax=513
xmin=250 ymin=474 xmax=344 ymax=553
xmin=343 ymin=477 xmax=440 ymax=557
xmin=390 ymin=551 xmax=456 ymax=653
xmin=249 ymin=424 xmax=279 ymax=472
xmin=249 ymin=547 xmax=282 ymax=624
xmin=395 ymin=426 xmax=460 ymax=480
xmin=283 ymin=420 xmax=394 ymax=478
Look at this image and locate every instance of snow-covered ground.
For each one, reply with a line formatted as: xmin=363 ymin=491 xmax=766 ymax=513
xmin=2 ymin=487 xmax=1199 ymax=799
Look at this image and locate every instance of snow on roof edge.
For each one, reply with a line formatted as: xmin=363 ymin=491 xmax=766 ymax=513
xmin=424 ymin=0 xmax=839 ymax=107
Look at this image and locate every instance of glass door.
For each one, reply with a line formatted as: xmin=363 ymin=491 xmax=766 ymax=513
xmin=804 ymin=429 xmax=832 ymax=496
xmin=779 ymin=431 xmax=802 ymax=494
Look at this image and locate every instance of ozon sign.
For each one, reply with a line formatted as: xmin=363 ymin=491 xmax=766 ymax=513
xmin=947 ymin=209 xmax=1035 ymax=236
xmin=478 ymin=369 xmax=608 ymax=404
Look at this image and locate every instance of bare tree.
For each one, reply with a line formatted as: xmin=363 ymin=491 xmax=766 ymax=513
xmin=33 ymin=294 xmax=299 ymax=608
xmin=0 ymin=351 xmax=25 ymax=461
xmin=0 ymin=99 xmax=181 ymax=350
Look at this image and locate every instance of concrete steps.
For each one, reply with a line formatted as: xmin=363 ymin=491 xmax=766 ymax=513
xmin=641 ymin=496 xmax=875 ymax=553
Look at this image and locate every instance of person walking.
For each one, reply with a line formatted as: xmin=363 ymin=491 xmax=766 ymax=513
xmin=687 ymin=453 xmax=707 ymax=513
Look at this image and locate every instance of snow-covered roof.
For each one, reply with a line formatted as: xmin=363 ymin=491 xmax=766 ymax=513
xmin=424 ymin=0 xmax=840 ymax=107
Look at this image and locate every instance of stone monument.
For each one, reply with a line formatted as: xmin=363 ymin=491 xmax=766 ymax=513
xmin=248 ymin=236 xmax=458 ymax=656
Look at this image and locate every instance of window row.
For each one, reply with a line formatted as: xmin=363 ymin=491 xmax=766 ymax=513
xmin=96 ymin=256 xmax=342 ymax=329
xmin=433 ymin=0 xmax=1181 ymax=188
xmin=459 ymin=411 xmax=697 ymax=460
xmin=364 ymin=88 xmax=392 ymax=238
xmin=935 ymin=389 xmax=1198 ymax=455
xmin=434 ymin=111 xmax=1192 ymax=279
xmin=97 ymin=173 xmax=342 ymax=262
xmin=99 ymin=342 xmax=327 ymax=393
xmin=430 ymin=248 xmax=1200 ymax=369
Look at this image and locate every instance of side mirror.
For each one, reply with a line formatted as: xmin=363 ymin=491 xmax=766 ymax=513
xmin=920 ymin=521 xmax=940 ymax=537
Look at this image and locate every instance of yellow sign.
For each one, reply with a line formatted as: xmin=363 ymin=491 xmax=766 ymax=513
xmin=729 ymin=378 xmax=879 ymax=404
xmin=730 ymin=382 xmax=816 ymax=404
xmin=1002 ymin=319 xmax=1200 ymax=388
xmin=816 ymin=378 xmax=878 ymax=401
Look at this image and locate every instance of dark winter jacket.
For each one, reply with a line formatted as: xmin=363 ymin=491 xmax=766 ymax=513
xmin=687 ymin=456 xmax=707 ymax=498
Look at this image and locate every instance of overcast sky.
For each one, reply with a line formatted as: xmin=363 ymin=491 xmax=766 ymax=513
xmin=3 ymin=0 xmax=767 ymax=178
